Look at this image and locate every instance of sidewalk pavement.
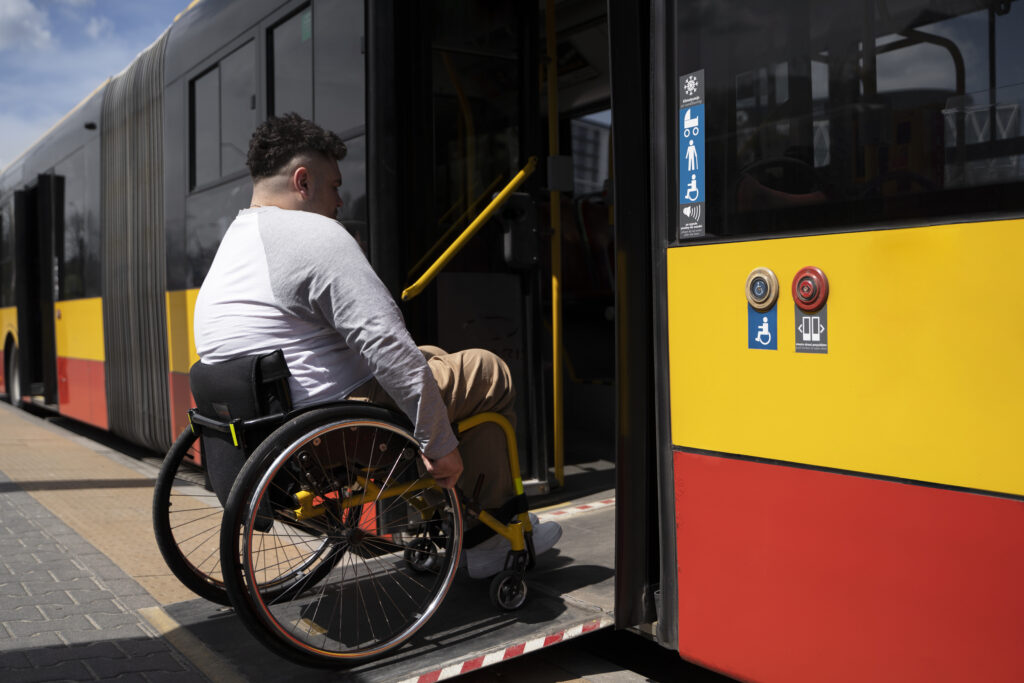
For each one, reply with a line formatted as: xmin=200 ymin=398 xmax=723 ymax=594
xmin=0 ymin=402 xmax=211 ymax=682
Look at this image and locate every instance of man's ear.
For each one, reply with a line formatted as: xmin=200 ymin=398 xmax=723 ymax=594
xmin=291 ymin=166 xmax=311 ymax=198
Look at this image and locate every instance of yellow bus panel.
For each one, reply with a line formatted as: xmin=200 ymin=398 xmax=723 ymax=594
xmin=0 ymin=306 xmax=16 ymax=346
xmin=166 ymin=288 xmax=200 ymax=374
xmin=54 ymin=298 xmax=105 ymax=361
xmin=667 ymin=219 xmax=1024 ymax=496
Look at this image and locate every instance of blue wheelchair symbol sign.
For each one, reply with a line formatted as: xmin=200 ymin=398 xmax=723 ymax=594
xmin=679 ymin=105 xmax=705 ymax=205
xmin=748 ymin=305 xmax=777 ymax=350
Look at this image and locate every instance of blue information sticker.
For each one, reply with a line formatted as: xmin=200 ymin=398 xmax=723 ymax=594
xmin=678 ymin=70 xmax=706 ymax=240
xmin=748 ymin=305 xmax=777 ymax=350
xmin=678 ymin=103 xmax=705 ymax=204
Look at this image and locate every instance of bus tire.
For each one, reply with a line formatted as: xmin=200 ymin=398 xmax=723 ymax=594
xmin=6 ymin=345 xmax=21 ymax=407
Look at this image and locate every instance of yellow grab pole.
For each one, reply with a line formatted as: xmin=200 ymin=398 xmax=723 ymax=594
xmin=546 ymin=0 xmax=564 ymax=488
xmin=401 ymin=157 xmax=537 ymax=302
xmin=407 ymin=174 xmax=503 ymax=281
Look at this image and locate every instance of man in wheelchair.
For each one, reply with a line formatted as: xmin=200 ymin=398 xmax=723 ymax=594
xmin=193 ymin=113 xmax=560 ymax=580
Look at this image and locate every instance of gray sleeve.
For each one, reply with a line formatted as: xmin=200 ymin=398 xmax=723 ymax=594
xmin=260 ymin=213 xmax=459 ymax=459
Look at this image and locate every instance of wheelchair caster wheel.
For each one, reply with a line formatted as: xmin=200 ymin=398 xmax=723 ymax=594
xmin=404 ymin=538 xmax=438 ymax=572
xmin=490 ymin=570 xmax=528 ymax=611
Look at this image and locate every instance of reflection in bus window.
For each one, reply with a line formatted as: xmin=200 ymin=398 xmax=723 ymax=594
xmin=572 ymin=110 xmax=611 ymax=196
xmin=568 ymin=110 xmax=614 ymax=299
xmin=339 ymin=135 xmax=368 ymax=253
xmin=189 ymin=40 xmax=256 ymax=189
xmin=676 ymin=0 xmax=1024 ymax=238
xmin=55 ymin=144 xmax=101 ymax=300
xmin=191 ymin=67 xmax=220 ymax=189
xmin=185 ymin=177 xmax=251 ymax=288
xmin=314 ymin=0 xmax=365 ymax=138
xmin=0 ymin=200 xmax=13 ymax=307
xmin=220 ymin=41 xmax=257 ymax=177
xmin=430 ymin=2 xmax=521 ymax=267
xmin=271 ymin=7 xmax=313 ymax=119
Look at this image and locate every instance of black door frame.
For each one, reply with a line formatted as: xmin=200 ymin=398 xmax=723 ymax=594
xmin=13 ymin=174 xmax=61 ymax=404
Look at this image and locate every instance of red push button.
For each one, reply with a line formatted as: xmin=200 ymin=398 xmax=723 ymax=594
xmin=792 ymin=266 xmax=829 ymax=312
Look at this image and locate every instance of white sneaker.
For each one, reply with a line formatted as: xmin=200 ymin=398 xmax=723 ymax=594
xmin=463 ymin=513 xmax=562 ymax=580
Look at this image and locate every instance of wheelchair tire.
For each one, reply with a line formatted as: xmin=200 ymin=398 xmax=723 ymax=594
xmin=154 ymin=426 xmax=339 ymax=606
xmin=152 ymin=427 xmax=232 ymax=605
xmin=220 ymin=404 xmax=463 ymax=666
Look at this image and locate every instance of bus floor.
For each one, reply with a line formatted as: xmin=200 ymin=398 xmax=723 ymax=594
xmin=162 ymin=500 xmax=617 ymax=681
xmin=167 ymin=396 xmax=624 ymax=678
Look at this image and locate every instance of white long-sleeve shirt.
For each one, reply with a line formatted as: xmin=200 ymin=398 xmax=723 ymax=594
xmin=193 ymin=206 xmax=458 ymax=459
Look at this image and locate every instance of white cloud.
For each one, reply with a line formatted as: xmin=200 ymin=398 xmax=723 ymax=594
xmin=0 ymin=0 xmax=52 ymax=50
xmin=84 ymin=16 xmax=113 ymax=40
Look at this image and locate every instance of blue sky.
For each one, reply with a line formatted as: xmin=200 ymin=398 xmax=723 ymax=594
xmin=0 ymin=0 xmax=186 ymax=169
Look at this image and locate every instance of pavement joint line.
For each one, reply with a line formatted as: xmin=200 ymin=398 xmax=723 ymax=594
xmin=138 ymin=605 xmax=243 ymax=683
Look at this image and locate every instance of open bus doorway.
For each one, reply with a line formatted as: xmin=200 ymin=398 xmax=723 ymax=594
xmin=12 ymin=175 xmax=60 ymax=406
xmin=560 ymin=107 xmax=616 ymax=489
xmin=388 ymin=0 xmax=618 ymax=502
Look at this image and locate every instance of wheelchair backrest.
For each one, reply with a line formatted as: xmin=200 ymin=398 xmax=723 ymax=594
xmin=189 ymin=349 xmax=293 ymax=505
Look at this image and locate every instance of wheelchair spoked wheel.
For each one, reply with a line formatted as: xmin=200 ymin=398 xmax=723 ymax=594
xmin=153 ymin=427 xmax=232 ymax=604
xmin=220 ymin=405 xmax=463 ymax=666
xmin=153 ymin=428 xmax=341 ymax=606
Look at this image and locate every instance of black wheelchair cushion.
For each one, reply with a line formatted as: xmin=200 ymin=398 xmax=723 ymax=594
xmin=190 ymin=350 xmax=292 ymax=508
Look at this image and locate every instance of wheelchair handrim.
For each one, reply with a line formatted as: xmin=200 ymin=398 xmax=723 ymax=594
xmin=241 ymin=417 xmax=463 ymax=660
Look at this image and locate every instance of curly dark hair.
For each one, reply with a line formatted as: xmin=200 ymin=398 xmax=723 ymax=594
xmin=246 ymin=113 xmax=347 ymax=179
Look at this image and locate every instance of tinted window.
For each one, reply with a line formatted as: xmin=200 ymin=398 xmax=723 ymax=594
xmin=191 ymin=68 xmax=220 ymax=188
xmin=314 ymin=0 xmax=365 ymax=137
xmin=572 ymin=111 xmax=611 ymax=196
xmin=430 ymin=3 xmax=522 ymax=263
xmin=673 ymin=0 xmax=1024 ymax=242
xmin=271 ymin=7 xmax=314 ymax=118
xmin=0 ymin=199 xmax=12 ymax=307
xmin=185 ymin=177 xmax=251 ymax=288
xmin=339 ymin=134 xmax=368 ymax=252
xmin=191 ymin=42 xmax=257 ymax=188
xmin=55 ymin=145 xmax=101 ymax=299
xmin=220 ymin=40 xmax=257 ymax=177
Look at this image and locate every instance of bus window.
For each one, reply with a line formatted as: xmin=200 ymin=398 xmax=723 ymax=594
xmin=0 ymin=199 xmax=12 ymax=307
xmin=185 ymin=179 xmax=251 ymax=288
xmin=189 ymin=40 xmax=256 ymax=189
xmin=429 ymin=2 xmax=522 ymax=263
xmin=270 ymin=6 xmax=314 ymax=119
xmin=220 ymin=40 xmax=257 ymax=177
xmin=190 ymin=67 xmax=220 ymax=188
xmin=55 ymin=143 xmax=101 ymax=300
xmin=673 ymin=0 xmax=1024 ymax=241
xmin=572 ymin=110 xmax=611 ymax=196
xmin=314 ymin=0 xmax=365 ymax=139
xmin=338 ymin=134 xmax=368 ymax=252
xmin=567 ymin=109 xmax=614 ymax=300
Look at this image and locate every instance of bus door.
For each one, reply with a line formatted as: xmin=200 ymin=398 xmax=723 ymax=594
xmin=372 ymin=1 xmax=550 ymax=489
xmin=651 ymin=1 xmax=1024 ymax=681
xmin=372 ymin=0 xmax=627 ymax=501
xmin=13 ymin=174 xmax=60 ymax=404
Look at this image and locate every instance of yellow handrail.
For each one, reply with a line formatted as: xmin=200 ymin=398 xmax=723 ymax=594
xmin=401 ymin=156 xmax=538 ymax=301
xmin=407 ymin=174 xmax=503 ymax=281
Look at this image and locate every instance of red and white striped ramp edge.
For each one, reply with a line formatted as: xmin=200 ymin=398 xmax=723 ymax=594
xmin=535 ymin=497 xmax=615 ymax=523
xmin=398 ymin=616 xmax=614 ymax=683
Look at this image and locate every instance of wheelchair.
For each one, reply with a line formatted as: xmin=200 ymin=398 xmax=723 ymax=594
xmin=152 ymin=351 xmax=536 ymax=666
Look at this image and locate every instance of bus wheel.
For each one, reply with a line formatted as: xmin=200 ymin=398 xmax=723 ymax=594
xmin=6 ymin=346 xmax=21 ymax=406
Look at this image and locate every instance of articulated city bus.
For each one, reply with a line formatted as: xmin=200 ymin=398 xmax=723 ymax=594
xmin=1 ymin=0 xmax=1022 ymax=680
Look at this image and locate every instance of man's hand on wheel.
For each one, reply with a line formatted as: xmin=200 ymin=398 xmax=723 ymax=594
xmin=422 ymin=448 xmax=463 ymax=489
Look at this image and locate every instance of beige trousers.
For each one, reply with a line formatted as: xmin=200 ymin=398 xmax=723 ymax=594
xmin=349 ymin=346 xmax=516 ymax=511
